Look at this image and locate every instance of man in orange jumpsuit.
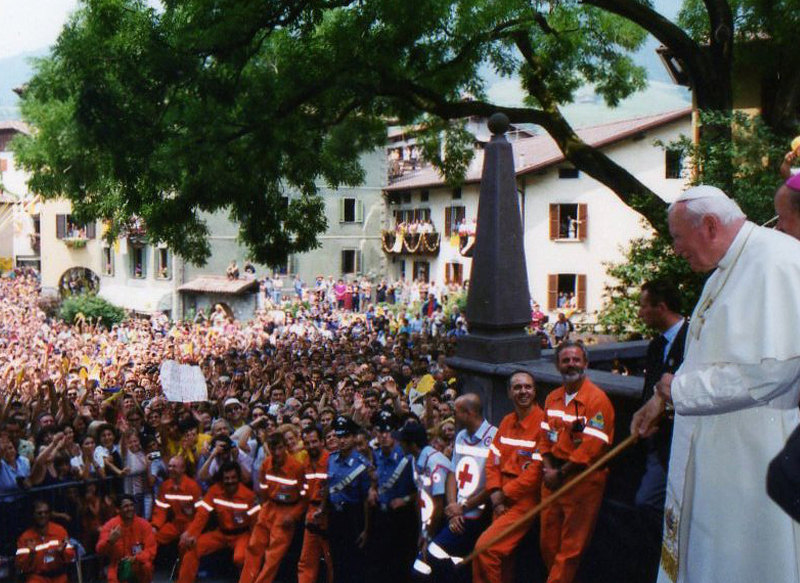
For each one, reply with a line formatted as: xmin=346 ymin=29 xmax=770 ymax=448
xmin=97 ymin=495 xmax=157 ymax=583
xmin=178 ymin=461 xmax=258 ymax=583
xmin=539 ymin=341 xmax=614 ymax=583
xmin=473 ymin=370 xmax=545 ymax=583
xmin=240 ymin=432 xmax=307 ymax=583
xmin=297 ymin=425 xmax=332 ymax=583
xmin=16 ymin=500 xmax=75 ymax=583
xmin=151 ymin=455 xmax=202 ymax=546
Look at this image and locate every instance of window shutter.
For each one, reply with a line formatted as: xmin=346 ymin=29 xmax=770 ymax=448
xmin=577 ymin=274 xmax=587 ymax=311
xmin=577 ymin=204 xmax=588 ymax=241
xmin=445 ymin=206 xmax=452 ymax=237
xmin=454 ymin=264 xmax=463 ymax=285
xmin=356 ymin=200 xmax=364 ymax=223
xmin=339 ymin=198 xmax=346 ymax=222
xmin=56 ymin=215 xmax=66 ymax=239
xmin=549 ymin=205 xmax=559 ymax=240
xmin=341 ymin=250 xmax=348 ymax=273
xmin=86 ymin=221 xmax=97 ymax=239
xmin=547 ymin=274 xmax=558 ymax=311
xmin=0 ymin=159 xmax=7 ymax=172
xmin=355 ymin=250 xmax=362 ymax=274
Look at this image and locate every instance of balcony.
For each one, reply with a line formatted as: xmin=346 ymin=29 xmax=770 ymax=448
xmin=62 ymin=236 xmax=89 ymax=249
xmin=382 ymin=230 xmax=440 ymax=256
xmin=124 ymin=217 xmax=148 ymax=246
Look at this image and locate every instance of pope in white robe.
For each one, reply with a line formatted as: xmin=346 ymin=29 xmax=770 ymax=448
xmin=632 ymin=185 xmax=800 ymax=583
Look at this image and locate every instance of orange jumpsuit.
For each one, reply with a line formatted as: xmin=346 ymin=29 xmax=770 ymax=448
xmin=96 ymin=515 xmax=157 ymax=583
xmin=297 ymin=450 xmax=332 ymax=583
xmin=151 ymin=476 xmax=203 ymax=545
xmin=473 ymin=406 xmax=545 ymax=583
xmin=539 ymin=378 xmax=614 ymax=583
xmin=177 ymin=482 xmax=258 ymax=583
xmin=240 ymin=455 xmax=307 ymax=583
xmin=16 ymin=523 xmax=75 ymax=583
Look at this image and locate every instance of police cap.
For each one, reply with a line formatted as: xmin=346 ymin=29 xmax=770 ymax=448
xmin=333 ymin=415 xmax=358 ymax=437
xmin=373 ymin=409 xmax=397 ymax=432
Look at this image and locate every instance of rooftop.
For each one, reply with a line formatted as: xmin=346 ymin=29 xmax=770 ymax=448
xmin=385 ymin=108 xmax=691 ymax=192
xmin=179 ymin=276 xmax=259 ymax=295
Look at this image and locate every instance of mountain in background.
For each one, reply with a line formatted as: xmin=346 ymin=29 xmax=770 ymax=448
xmin=0 ymin=37 xmax=689 ymax=127
xmin=0 ymin=49 xmax=46 ymax=121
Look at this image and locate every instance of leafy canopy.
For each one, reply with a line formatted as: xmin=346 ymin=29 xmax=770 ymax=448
xmin=14 ymin=0 xmax=648 ymax=264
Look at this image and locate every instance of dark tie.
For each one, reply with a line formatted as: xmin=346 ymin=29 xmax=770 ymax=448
xmin=652 ymin=334 xmax=668 ymax=364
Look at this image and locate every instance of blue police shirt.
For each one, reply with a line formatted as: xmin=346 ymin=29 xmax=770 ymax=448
xmin=373 ymin=443 xmax=415 ymax=507
xmin=328 ymin=449 xmax=372 ymax=507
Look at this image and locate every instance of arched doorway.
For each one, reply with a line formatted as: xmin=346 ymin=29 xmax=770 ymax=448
xmin=58 ymin=267 xmax=100 ymax=298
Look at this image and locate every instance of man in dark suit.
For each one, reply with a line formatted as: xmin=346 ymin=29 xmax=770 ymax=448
xmin=635 ymin=279 xmax=688 ymax=580
xmin=766 ymin=177 xmax=800 ymax=523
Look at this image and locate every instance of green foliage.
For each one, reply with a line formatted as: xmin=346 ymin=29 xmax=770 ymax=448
xmin=58 ymin=293 xmax=126 ymax=329
xmin=679 ymin=0 xmax=800 ymax=46
xmin=443 ymin=290 xmax=467 ymax=322
xmin=598 ymin=232 xmax=706 ymax=337
xmin=14 ymin=0 xmax=651 ymax=266
xmin=599 ymin=111 xmax=788 ymax=336
xmin=666 ymin=111 xmax=787 ymax=224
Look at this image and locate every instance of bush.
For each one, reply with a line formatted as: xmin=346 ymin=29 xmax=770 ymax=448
xmin=599 ymin=111 xmax=787 ymax=338
xmin=58 ymin=294 xmax=126 ymax=329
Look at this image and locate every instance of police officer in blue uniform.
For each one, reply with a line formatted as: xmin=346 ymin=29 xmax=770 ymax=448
xmin=366 ymin=410 xmax=418 ymax=583
xmin=325 ymin=415 xmax=374 ymax=583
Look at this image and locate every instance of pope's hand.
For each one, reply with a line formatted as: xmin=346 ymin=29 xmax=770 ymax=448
xmin=631 ymin=395 xmax=666 ymax=438
xmin=655 ymin=373 xmax=674 ymax=404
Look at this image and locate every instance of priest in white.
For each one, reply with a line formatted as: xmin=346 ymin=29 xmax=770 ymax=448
xmin=632 ymin=185 xmax=800 ymax=583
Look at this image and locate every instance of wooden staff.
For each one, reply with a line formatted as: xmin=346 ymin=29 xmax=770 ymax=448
xmin=461 ymin=432 xmax=640 ymax=566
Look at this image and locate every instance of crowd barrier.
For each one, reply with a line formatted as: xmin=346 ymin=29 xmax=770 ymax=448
xmin=0 ymin=477 xmax=117 ymax=583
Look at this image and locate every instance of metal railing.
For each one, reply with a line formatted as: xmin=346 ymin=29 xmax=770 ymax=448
xmin=0 ymin=477 xmax=117 ymax=583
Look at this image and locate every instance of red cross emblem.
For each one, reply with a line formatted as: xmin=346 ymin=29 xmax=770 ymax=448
xmin=455 ymin=456 xmax=479 ymax=497
xmin=458 ymin=465 xmax=473 ymax=489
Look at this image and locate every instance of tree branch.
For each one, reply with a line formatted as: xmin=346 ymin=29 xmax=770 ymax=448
xmin=580 ymin=0 xmax=729 ymax=110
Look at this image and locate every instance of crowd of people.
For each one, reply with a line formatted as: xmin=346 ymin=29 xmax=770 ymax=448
xmin=4 ymin=171 xmax=800 ymax=583
xmin=0 ymin=272 xmax=487 ymax=583
xmin=0 ymin=259 xmax=623 ymax=583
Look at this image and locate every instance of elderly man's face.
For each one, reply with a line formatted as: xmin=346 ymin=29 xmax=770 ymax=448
xmin=775 ymin=187 xmax=800 ymax=241
xmin=668 ymin=204 xmax=718 ymax=272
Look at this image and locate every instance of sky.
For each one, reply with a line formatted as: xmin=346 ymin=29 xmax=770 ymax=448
xmin=0 ymin=0 xmax=682 ymax=61
xmin=0 ymin=0 xmax=688 ymax=123
xmin=0 ymin=0 xmax=79 ymax=60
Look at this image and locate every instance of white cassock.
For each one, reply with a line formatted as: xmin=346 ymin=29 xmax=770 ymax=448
xmin=658 ymin=222 xmax=800 ymax=583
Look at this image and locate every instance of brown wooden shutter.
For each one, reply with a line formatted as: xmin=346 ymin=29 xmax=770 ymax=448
xmin=549 ymin=204 xmax=559 ymax=240
xmin=547 ymin=274 xmax=558 ymax=311
xmin=445 ymin=263 xmax=452 ymax=284
xmin=445 ymin=206 xmax=452 ymax=237
xmin=56 ymin=215 xmax=66 ymax=239
xmin=0 ymin=159 xmax=7 ymax=172
xmin=576 ymin=274 xmax=587 ymax=311
xmin=577 ymin=204 xmax=588 ymax=241
xmin=454 ymin=263 xmax=463 ymax=285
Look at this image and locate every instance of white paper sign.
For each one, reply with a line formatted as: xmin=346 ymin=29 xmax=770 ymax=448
xmin=159 ymin=360 xmax=208 ymax=402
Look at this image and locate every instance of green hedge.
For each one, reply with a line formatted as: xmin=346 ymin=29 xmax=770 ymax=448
xmin=58 ymin=294 xmax=126 ymax=329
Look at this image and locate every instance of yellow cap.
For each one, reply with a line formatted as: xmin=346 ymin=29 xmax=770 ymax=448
xmin=791 ymin=136 xmax=800 ymax=153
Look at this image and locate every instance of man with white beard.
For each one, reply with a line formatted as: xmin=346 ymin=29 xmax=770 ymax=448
xmin=632 ymin=185 xmax=800 ymax=583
